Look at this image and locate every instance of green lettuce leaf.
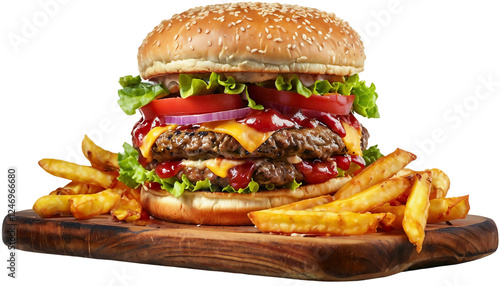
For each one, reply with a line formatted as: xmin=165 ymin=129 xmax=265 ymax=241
xmin=117 ymin=75 xmax=169 ymax=115
xmin=179 ymin=72 xmax=263 ymax=110
xmin=117 ymin=142 xmax=300 ymax=197
xmin=362 ymin=145 xmax=384 ymax=166
xmin=273 ymin=74 xmax=380 ymax=118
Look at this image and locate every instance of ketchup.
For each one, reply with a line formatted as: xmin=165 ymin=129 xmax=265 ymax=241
xmin=295 ymin=159 xmax=338 ymax=184
xmin=237 ymin=109 xmax=296 ymax=132
xmin=339 ymin=112 xmax=361 ymax=130
xmin=226 ymin=162 xmax=256 ymax=190
xmin=332 ymin=155 xmax=366 ymax=176
xmin=317 ymin=113 xmax=346 ymax=137
xmin=155 ymin=161 xmax=183 ymax=179
xmin=132 ymin=117 xmax=161 ymax=147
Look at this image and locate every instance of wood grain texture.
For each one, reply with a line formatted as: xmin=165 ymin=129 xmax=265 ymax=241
xmin=2 ymin=210 xmax=498 ymax=281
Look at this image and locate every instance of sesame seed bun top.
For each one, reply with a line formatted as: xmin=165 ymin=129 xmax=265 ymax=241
xmin=137 ymin=2 xmax=365 ymax=80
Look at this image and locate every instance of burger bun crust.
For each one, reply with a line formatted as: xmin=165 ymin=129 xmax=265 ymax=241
xmin=138 ymin=2 xmax=365 ymax=79
xmin=141 ymin=176 xmax=350 ymax=225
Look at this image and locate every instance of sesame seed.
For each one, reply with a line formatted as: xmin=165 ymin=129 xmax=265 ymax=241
xmin=205 ymin=29 xmax=210 ymax=34
xmin=189 ymin=45 xmax=194 ymax=50
xmin=236 ymin=34 xmax=240 ymax=40
xmin=266 ymin=34 xmax=272 ymax=39
xmin=188 ymin=37 xmax=192 ymax=42
xmin=197 ymin=28 xmax=202 ymax=33
xmin=251 ymin=48 xmax=258 ymax=53
xmin=246 ymin=46 xmax=251 ymax=51
xmin=297 ymin=56 xmax=308 ymax=62
xmin=240 ymin=27 xmax=246 ymax=32
xmin=274 ymin=38 xmax=283 ymax=42
xmin=174 ymin=34 xmax=179 ymax=40
xmin=208 ymin=40 xmax=212 ymax=46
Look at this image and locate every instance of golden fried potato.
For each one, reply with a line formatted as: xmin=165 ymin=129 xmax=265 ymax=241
xmin=33 ymin=195 xmax=72 ymax=217
xmin=402 ymin=171 xmax=432 ymax=253
xmin=334 ymin=149 xmax=416 ymax=200
xmin=428 ymin=168 xmax=450 ymax=199
xmin=68 ymin=190 xmax=121 ymax=220
xmin=49 ymin=181 xmax=104 ymax=195
xmin=111 ymin=197 xmax=142 ymax=222
xmin=248 ymin=210 xmax=389 ymax=236
xmin=271 ymin=195 xmax=334 ymax=210
xmin=311 ymin=175 xmax=414 ymax=213
xmin=33 ymin=190 xmax=121 ymax=219
xmin=396 ymin=168 xmax=450 ymax=200
xmin=427 ymin=196 xmax=469 ymax=223
xmin=82 ymin=135 xmax=119 ymax=174
xmin=39 ymin=159 xmax=116 ymax=189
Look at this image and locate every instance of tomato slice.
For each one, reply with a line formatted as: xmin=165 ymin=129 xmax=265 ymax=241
xmin=247 ymin=85 xmax=354 ymax=115
xmin=140 ymin=93 xmax=245 ymax=118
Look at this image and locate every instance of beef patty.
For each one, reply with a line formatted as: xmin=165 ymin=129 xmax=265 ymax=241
xmin=151 ymin=124 xmax=369 ymax=162
xmin=176 ymin=158 xmax=303 ymax=189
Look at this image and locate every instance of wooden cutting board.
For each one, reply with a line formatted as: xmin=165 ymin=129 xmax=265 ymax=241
xmin=2 ymin=210 xmax=498 ymax=281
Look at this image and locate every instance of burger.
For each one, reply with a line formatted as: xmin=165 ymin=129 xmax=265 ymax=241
xmin=116 ymin=2 xmax=382 ymax=225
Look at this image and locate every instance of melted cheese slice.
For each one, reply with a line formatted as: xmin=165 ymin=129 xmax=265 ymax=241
xmin=182 ymin=158 xmax=244 ymax=178
xmin=200 ymin=119 xmax=274 ymax=153
xmin=138 ymin=119 xmax=273 ymax=163
xmin=139 ymin=125 xmax=178 ymax=162
xmin=341 ymin=121 xmax=362 ymax=156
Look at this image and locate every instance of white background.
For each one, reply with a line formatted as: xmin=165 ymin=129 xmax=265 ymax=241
xmin=1 ymin=0 xmax=499 ymax=285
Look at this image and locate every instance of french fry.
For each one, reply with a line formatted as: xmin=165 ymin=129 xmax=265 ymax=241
xmin=33 ymin=190 xmax=121 ymax=219
xmin=373 ymin=195 xmax=470 ymax=229
xmin=33 ymin=195 xmax=73 ymax=217
xmin=334 ymin=149 xmax=416 ymax=200
xmin=111 ymin=197 xmax=142 ymax=222
xmin=311 ymin=175 xmax=414 ymax=213
xmin=68 ymin=190 xmax=121 ymax=219
xmin=396 ymin=168 xmax=450 ymax=201
xmin=271 ymin=195 xmax=334 ymax=210
xmin=49 ymin=181 xmax=104 ymax=195
xmin=82 ymin=135 xmax=119 ymax=174
xmin=402 ymin=171 xmax=432 ymax=253
xmin=39 ymin=158 xmax=116 ymax=189
xmin=248 ymin=210 xmax=388 ymax=236
xmin=427 ymin=196 xmax=469 ymax=223
xmin=428 ymin=168 xmax=450 ymax=199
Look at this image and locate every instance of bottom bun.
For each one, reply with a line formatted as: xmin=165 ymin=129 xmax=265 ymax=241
xmin=141 ymin=176 xmax=351 ymax=225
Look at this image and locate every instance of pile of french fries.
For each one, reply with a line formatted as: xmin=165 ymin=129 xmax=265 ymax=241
xmin=248 ymin=149 xmax=470 ymax=252
xmin=34 ymin=141 xmax=469 ymax=252
xmin=33 ymin=135 xmax=146 ymax=222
